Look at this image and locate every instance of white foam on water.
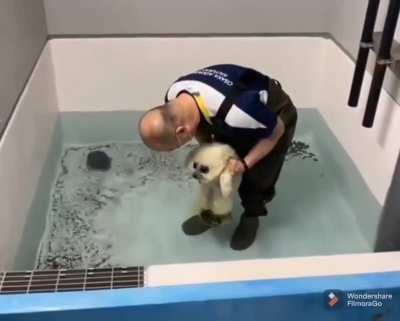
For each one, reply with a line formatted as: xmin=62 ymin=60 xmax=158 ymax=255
xmin=36 ymin=143 xmax=199 ymax=268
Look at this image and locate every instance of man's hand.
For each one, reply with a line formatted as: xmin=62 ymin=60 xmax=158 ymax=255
xmin=227 ymin=159 xmax=247 ymax=175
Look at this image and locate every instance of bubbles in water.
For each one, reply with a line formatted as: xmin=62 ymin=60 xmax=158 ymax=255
xmin=36 ymin=140 xmax=326 ymax=270
xmin=36 ymin=143 xmax=196 ymax=269
xmin=286 ymin=140 xmax=319 ymax=162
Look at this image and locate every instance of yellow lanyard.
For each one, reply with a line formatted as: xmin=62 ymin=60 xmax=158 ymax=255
xmin=192 ymin=94 xmax=212 ymax=125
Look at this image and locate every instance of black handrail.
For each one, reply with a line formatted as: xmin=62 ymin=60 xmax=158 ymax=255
xmin=363 ymin=0 xmax=400 ymax=127
xmin=348 ymin=0 xmax=381 ymax=107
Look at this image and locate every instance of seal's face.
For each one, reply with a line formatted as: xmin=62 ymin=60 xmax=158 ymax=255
xmin=185 ymin=143 xmax=236 ymax=184
xmin=190 ymin=161 xmax=213 ymax=183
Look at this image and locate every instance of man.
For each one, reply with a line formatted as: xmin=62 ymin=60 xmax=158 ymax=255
xmin=139 ymin=64 xmax=297 ymax=250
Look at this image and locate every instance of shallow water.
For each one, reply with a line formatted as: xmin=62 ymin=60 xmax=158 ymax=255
xmin=34 ymin=109 xmax=380 ymax=269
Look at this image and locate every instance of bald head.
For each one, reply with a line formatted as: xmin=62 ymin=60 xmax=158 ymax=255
xmin=139 ymin=94 xmax=201 ymax=151
xmin=138 ymin=103 xmax=180 ymax=151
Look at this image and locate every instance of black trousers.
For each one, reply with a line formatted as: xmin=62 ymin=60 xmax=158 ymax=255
xmin=239 ymin=121 xmax=296 ymax=217
xmin=237 ymin=82 xmax=297 ymax=217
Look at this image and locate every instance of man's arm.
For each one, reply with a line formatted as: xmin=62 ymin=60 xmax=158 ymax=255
xmin=243 ymin=116 xmax=285 ymax=169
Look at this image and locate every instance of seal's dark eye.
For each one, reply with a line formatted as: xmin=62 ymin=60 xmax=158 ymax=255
xmin=200 ymin=165 xmax=209 ymax=174
xmin=193 ymin=162 xmax=198 ymax=169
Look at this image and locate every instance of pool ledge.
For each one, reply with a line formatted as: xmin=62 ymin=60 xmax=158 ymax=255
xmin=0 ymin=269 xmax=399 ymax=316
xmin=147 ymin=252 xmax=400 ymax=286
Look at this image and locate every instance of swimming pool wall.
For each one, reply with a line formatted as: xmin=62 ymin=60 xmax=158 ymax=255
xmin=0 ymin=37 xmax=399 ymax=319
xmin=2 ymin=36 xmax=399 ymax=270
xmin=1 ymin=35 xmax=399 ymax=266
xmin=1 ymin=270 xmax=399 ymax=321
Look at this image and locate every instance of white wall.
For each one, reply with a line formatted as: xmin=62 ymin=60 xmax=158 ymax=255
xmin=327 ymin=0 xmax=400 ymax=106
xmin=49 ymin=37 xmax=325 ymax=111
xmin=0 ymin=45 xmax=58 ymax=270
xmin=317 ymin=40 xmax=400 ymax=205
xmin=44 ymin=0 xmax=400 ymax=107
xmin=326 ymin=0 xmax=400 ymax=206
xmin=327 ymin=0 xmax=397 ymax=58
xmin=0 ymin=0 xmax=47 ymax=136
xmin=44 ymin=0 xmax=330 ymax=35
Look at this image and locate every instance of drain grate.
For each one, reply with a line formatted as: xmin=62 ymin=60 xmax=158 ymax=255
xmin=0 ymin=266 xmax=144 ymax=295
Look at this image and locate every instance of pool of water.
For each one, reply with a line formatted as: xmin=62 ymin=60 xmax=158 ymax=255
xmin=23 ymin=108 xmax=381 ymax=270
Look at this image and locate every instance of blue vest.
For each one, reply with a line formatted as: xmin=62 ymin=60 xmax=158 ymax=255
xmin=165 ymin=64 xmax=278 ymax=151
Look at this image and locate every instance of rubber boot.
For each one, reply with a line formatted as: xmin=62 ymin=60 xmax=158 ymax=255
xmin=230 ymin=214 xmax=259 ymax=251
xmin=182 ymin=210 xmax=231 ymax=236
